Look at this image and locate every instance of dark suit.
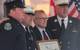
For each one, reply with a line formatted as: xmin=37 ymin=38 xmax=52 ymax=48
xmin=25 ymin=26 xmax=36 ymax=50
xmin=0 ymin=18 xmax=26 ymax=50
xmin=47 ymin=16 xmax=80 ymax=50
xmin=33 ymin=26 xmax=53 ymax=41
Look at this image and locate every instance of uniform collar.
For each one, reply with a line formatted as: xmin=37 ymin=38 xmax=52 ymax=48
xmin=57 ymin=16 xmax=68 ymax=21
xmin=21 ymin=24 xmax=30 ymax=31
xmin=21 ymin=24 xmax=25 ymax=29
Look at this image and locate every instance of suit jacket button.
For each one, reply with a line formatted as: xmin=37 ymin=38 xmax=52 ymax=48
xmin=59 ymin=41 xmax=62 ymax=45
xmin=59 ymin=41 xmax=63 ymax=49
xmin=25 ymin=47 xmax=27 ymax=49
xmin=67 ymin=41 xmax=71 ymax=45
xmin=67 ymin=46 xmax=70 ymax=49
xmin=29 ymin=46 xmax=31 ymax=49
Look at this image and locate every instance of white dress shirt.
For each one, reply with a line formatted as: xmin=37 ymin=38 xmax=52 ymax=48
xmin=57 ymin=16 xmax=68 ymax=29
xmin=37 ymin=27 xmax=50 ymax=40
xmin=21 ymin=24 xmax=31 ymax=33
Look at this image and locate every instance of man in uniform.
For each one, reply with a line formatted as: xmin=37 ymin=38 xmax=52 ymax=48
xmin=0 ymin=1 xmax=26 ymax=50
xmin=47 ymin=0 xmax=80 ymax=50
xmin=8 ymin=3 xmax=36 ymax=50
xmin=21 ymin=7 xmax=36 ymax=50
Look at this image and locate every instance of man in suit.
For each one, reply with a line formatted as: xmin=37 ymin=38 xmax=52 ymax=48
xmin=33 ymin=10 xmax=53 ymax=41
xmin=47 ymin=0 xmax=80 ymax=50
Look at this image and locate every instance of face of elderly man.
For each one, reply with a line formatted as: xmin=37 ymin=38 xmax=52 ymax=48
xmin=55 ymin=4 xmax=68 ymax=18
xmin=34 ymin=10 xmax=48 ymax=28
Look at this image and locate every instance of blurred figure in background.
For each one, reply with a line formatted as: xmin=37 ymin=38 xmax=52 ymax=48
xmin=21 ymin=7 xmax=36 ymax=50
xmin=9 ymin=5 xmax=36 ymax=50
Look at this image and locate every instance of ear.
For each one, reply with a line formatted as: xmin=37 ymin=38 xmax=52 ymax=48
xmin=32 ymin=16 xmax=35 ymax=22
xmin=9 ymin=10 xmax=15 ymax=17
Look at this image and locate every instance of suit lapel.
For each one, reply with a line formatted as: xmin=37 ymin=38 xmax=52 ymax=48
xmin=46 ymin=29 xmax=53 ymax=39
xmin=53 ymin=17 xmax=61 ymax=33
xmin=34 ymin=27 xmax=42 ymax=40
xmin=66 ymin=17 xmax=73 ymax=31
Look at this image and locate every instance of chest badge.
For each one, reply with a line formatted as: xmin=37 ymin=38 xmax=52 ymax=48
xmin=4 ymin=23 xmax=12 ymax=31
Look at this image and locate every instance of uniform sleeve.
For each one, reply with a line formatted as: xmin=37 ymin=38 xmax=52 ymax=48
xmin=12 ymin=21 xmax=27 ymax=50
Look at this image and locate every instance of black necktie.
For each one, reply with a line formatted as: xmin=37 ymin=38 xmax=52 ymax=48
xmin=25 ymin=27 xmax=33 ymax=40
xmin=43 ymin=30 xmax=48 ymax=40
xmin=61 ymin=19 xmax=65 ymax=32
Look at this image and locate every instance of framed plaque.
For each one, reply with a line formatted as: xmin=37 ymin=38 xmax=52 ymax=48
xmin=36 ymin=39 xmax=60 ymax=50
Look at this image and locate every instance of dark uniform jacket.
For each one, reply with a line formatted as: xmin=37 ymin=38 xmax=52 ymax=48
xmin=0 ymin=18 xmax=26 ymax=50
xmin=33 ymin=26 xmax=54 ymax=41
xmin=25 ymin=26 xmax=36 ymax=50
xmin=47 ymin=16 xmax=80 ymax=50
